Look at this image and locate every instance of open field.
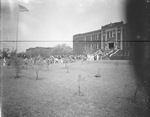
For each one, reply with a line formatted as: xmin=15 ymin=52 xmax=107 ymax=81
xmin=1 ymin=60 xmax=148 ymax=117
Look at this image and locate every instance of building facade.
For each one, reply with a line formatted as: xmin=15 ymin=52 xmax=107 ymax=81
xmin=73 ymin=21 xmax=130 ymax=59
xmin=73 ymin=29 xmax=101 ymax=55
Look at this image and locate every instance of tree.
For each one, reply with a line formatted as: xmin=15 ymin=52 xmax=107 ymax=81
xmin=52 ymin=44 xmax=73 ymax=55
xmin=12 ymin=56 xmax=23 ymax=78
xmin=31 ymin=58 xmax=43 ymax=80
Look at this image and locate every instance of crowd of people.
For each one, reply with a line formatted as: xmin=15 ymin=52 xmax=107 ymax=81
xmin=1 ymin=53 xmax=104 ymax=69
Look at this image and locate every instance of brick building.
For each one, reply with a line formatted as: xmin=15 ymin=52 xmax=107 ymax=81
xmin=73 ymin=29 xmax=101 ymax=55
xmin=73 ymin=21 xmax=130 ymax=59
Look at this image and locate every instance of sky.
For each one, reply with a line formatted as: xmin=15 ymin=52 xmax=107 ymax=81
xmin=1 ymin=0 xmax=127 ymax=52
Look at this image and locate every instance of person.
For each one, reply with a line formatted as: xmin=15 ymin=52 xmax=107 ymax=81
xmin=3 ymin=57 xmax=6 ymax=66
xmin=126 ymin=0 xmax=150 ymax=116
xmin=24 ymin=58 xmax=28 ymax=69
xmin=96 ymin=54 xmax=99 ymax=60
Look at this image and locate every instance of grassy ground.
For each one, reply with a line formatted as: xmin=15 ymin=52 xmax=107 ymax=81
xmin=1 ymin=60 xmax=148 ymax=117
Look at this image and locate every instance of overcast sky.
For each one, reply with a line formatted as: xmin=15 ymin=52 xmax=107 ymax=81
xmin=1 ymin=0 xmax=126 ymax=52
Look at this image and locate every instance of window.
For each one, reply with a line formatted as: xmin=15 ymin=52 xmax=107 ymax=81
xmin=118 ymin=42 xmax=120 ymax=49
xmin=97 ymin=43 xmax=99 ymax=49
xmin=103 ymin=31 xmax=105 ymax=34
xmin=94 ymin=44 xmax=95 ymax=49
xmin=99 ymin=34 xmax=101 ymax=40
xmin=95 ymin=35 xmax=97 ymax=40
xmin=107 ymin=32 xmax=109 ymax=38
xmin=86 ymin=36 xmax=91 ymax=41
xmin=117 ymin=32 xmax=121 ymax=40
xmin=92 ymin=35 xmax=98 ymax=41
xmin=84 ymin=37 xmax=86 ymax=41
xmin=106 ymin=31 xmax=115 ymax=38
xmin=99 ymin=43 xmax=101 ymax=49
xmin=110 ymin=31 xmax=112 ymax=38
xmin=124 ymin=51 xmax=129 ymax=56
xmin=103 ymin=35 xmax=105 ymax=40
xmin=92 ymin=35 xmax=94 ymax=41
xmin=111 ymin=30 xmax=116 ymax=37
xmin=95 ymin=44 xmax=97 ymax=49
xmin=90 ymin=36 xmax=92 ymax=41
xmin=90 ymin=44 xmax=93 ymax=50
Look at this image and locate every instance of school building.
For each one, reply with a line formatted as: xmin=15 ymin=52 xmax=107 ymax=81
xmin=73 ymin=21 xmax=130 ymax=59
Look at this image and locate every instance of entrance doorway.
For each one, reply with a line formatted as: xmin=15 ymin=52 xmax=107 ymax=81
xmin=109 ymin=43 xmax=114 ymax=49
